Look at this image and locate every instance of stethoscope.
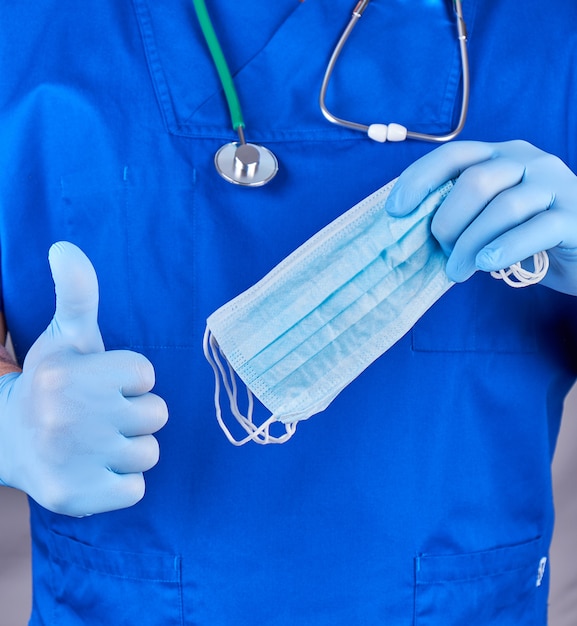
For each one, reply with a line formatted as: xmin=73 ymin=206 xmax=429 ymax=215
xmin=193 ymin=0 xmax=470 ymax=187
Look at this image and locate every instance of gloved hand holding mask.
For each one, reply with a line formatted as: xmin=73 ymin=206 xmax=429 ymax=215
xmin=0 ymin=242 xmax=168 ymax=517
xmin=206 ymin=156 xmax=554 ymax=446
xmin=386 ymin=140 xmax=577 ymax=295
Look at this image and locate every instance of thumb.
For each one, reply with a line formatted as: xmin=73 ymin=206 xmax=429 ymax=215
xmin=47 ymin=241 xmax=105 ymax=354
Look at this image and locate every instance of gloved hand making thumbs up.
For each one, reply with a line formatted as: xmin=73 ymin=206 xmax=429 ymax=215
xmin=0 ymin=242 xmax=168 ymax=517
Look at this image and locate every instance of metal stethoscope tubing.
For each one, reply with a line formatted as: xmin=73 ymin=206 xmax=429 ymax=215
xmin=319 ymin=0 xmax=470 ymax=143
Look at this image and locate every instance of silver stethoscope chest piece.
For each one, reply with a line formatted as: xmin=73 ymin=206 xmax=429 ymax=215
xmin=215 ymin=140 xmax=279 ymax=187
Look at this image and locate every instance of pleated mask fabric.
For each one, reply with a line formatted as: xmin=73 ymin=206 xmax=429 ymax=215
xmin=204 ymin=178 xmax=456 ymax=444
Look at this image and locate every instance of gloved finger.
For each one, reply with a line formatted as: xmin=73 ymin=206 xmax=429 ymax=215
xmin=430 ymin=157 xmax=525 ymax=256
xmin=48 ymin=241 xmax=104 ymax=354
xmin=385 ymin=141 xmax=495 ymax=217
xmin=100 ymin=473 xmax=146 ymax=513
xmin=104 ymin=473 xmax=146 ymax=512
xmin=116 ymin=350 xmax=156 ymax=397
xmin=80 ymin=349 xmax=157 ymax=397
xmin=46 ymin=470 xmax=146 ymax=517
xmin=446 ymin=182 xmax=554 ymax=282
xmin=108 ymin=434 xmax=161 ymax=474
xmin=119 ymin=392 xmax=169 ymax=437
xmin=475 ymin=210 xmax=565 ymax=273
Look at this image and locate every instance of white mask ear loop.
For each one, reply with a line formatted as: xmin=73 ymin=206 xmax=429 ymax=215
xmin=202 ymin=328 xmax=297 ymax=446
xmin=490 ymin=250 xmax=549 ymax=288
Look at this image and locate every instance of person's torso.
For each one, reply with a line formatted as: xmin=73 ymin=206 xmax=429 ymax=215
xmin=1 ymin=1 xmax=577 ymax=623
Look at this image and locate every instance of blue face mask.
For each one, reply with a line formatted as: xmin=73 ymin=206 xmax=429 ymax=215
xmin=204 ymin=178 xmax=547 ymax=445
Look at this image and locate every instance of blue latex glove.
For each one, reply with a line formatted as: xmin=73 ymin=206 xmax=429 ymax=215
xmin=0 ymin=242 xmax=168 ymax=516
xmin=386 ymin=140 xmax=577 ymax=295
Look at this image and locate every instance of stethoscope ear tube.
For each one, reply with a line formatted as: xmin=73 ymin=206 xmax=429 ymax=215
xmin=319 ymin=0 xmax=470 ymax=143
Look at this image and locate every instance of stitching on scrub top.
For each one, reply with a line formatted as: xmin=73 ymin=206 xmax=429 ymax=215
xmin=52 ymin=557 xmax=183 ymax=584
xmin=416 ymin=561 xmax=536 ymax=586
xmin=122 ymin=167 xmax=135 ymax=349
xmin=131 ymin=0 xmax=179 ymax=132
xmin=49 ymin=531 xmax=183 ymax=583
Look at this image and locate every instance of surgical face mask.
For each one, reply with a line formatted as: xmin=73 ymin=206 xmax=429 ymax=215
xmin=204 ymin=178 xmax=547 ymax=446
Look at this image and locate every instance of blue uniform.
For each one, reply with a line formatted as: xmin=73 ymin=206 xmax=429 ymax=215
xmin=1 ymin=0 xmax=577 ymax=623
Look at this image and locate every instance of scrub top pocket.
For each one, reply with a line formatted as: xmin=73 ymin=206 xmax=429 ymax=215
xmin=411 ymin=272 xmax=538 ymax=353
xmin=414 ymin=537 xmax=548 ymax=625
xmin=47 ymin=531 xmax=184 ymax=626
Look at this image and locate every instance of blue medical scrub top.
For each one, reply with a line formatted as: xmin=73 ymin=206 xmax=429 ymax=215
xmin=1 ymin=1 xmax=577 ymax=624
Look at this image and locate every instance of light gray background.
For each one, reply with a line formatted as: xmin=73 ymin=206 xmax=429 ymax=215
xmin=1 ymin=386 xmax=577 ymax=625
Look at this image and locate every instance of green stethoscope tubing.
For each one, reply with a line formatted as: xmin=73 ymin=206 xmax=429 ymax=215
xmin=192 ymin=0 xmax=279 ymax=186
xmin=192 ymin=0 xmax=244 ymax=133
